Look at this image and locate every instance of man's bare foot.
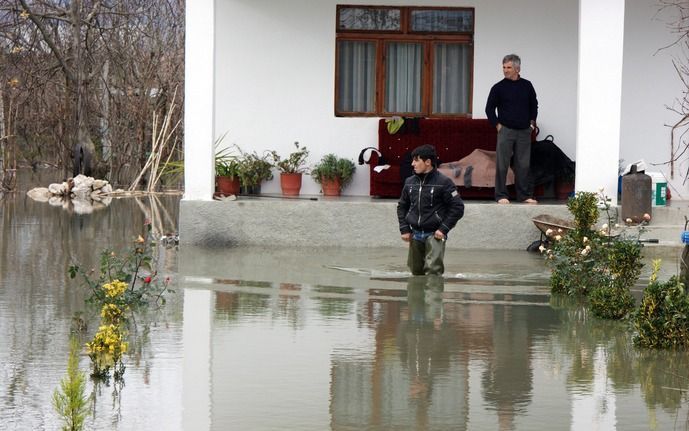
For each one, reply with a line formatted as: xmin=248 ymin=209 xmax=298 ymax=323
xmin=497 ymin=198 xmax=510 ymax=204
xmin=522 ymin=198 xmax=538 ymax=204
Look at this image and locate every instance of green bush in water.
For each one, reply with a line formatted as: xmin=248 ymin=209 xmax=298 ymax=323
xmin=589 ymin=285 xmax=635 ymax=320
xmin=589 ymin=238 xmax=643 ymax=320
xmin=546 ymin=191 xmax=644 ymax=308
xmin=606 ymin=238 xmax=644 ymax=290
xmin=633 ymin=261 xmax=689 ymax=349
xmin=546 ymin=192 xmax=601 ymax=295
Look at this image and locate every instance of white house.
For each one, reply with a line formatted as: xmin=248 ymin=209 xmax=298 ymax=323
xmin=184 ymin=0 xmax=687 ymax=203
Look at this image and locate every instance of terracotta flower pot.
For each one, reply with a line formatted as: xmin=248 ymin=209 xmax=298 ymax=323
xmin=321 ymin=177 xmax=341 ymax=196
xmin=280 ymin=172 xmax=302 ymax=196
xmin=216 ymin=176 xmax=240 ymax=196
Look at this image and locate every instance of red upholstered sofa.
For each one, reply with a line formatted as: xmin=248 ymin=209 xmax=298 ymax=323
xmin=369 ymin=118 xmax=501 ymax=198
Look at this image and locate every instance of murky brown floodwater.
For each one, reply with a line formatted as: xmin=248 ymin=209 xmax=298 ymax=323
xmin=1 ymin=169 xmax=688 ymax=430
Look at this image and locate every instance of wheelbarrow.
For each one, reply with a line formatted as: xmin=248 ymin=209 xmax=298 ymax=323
xmin=526 ymin=214 xmax=574 ymax=252
xmin=529 ymin=214 xmax=658 ymax=252
xmin=532 ymin=214 xmax=574 ymax=237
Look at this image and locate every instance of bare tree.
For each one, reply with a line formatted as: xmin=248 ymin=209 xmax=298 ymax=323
xmin=658 ymin=0 xmax=689 ymax=181
xmin=0 ymin=0 xmax=184 ymax=188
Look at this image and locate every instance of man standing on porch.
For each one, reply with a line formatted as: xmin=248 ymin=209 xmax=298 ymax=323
xmin=397 ymin=145 xmax=465 ymax=276
xmin=485 ymin=53 xmax=539 ymax=204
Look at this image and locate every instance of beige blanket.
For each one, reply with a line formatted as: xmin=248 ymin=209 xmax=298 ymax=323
xmin=438 ymin=149 xmax=514 ymax=188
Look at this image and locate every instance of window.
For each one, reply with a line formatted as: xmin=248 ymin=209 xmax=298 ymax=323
xmin=335 ymin=5 xmax=474 ymax=118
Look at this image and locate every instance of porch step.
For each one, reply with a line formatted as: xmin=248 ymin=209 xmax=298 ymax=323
xmin=179 ymin=197 xmax=689 ymax=250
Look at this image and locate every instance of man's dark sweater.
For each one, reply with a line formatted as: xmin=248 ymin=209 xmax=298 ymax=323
xmin=485 ymin=77 xmax=538 ymax=130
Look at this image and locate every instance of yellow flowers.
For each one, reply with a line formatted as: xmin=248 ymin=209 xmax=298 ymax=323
xmin=103 ymin=280 xmax=127 ymax=298
xmin=85 ymin=324 xmax=128 ymax=371
xmin=88 ymin=280 xmax=130 ymax=378
xmin=101 ymin=303 xmax=126 ymax=324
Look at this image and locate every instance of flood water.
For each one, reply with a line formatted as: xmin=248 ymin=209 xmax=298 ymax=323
xmin=2 ymin=172 xmax=689 ymax=430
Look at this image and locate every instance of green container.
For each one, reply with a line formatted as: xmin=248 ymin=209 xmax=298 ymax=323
xmin=648 ymin=172 xmax=667 ymax=207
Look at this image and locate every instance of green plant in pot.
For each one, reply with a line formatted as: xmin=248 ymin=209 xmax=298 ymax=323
xmin=311 ymin=154 xmax=356 ymax=196
xmin=269 ymin=141 xmax=309 ymax=196
xmin=238 ymin=150 xmax=273 ymax=195
xmin=215 ymin=143 xmax=242 ymax=196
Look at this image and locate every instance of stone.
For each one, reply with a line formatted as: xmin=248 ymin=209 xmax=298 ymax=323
xmin=48 ymin=182 xmax=68 ymax=195
xmin=26 ymin=187 xmax=51 ymax=202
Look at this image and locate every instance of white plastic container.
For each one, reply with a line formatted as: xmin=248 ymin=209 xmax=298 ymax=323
xmin=647 ymin=172 xmax=667 ymax=207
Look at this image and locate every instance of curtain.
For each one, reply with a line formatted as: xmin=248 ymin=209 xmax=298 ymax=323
xmin=433 ymin=43 xmax=470 ymax=114
xmin=337 ymin=40 xmax=376 ymax=113
xmin=385 ymin=42 xmax=422 ymax=114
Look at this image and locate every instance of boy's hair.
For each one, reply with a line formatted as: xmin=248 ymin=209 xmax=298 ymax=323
xmin=411 ymin=144 xmax=437 ymax=165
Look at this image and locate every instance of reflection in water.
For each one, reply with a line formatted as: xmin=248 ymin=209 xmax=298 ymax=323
xmin=0 ymin=188 xmax=182 ymax=430
xmin=192 ymin=247 xmax=689 ymax=430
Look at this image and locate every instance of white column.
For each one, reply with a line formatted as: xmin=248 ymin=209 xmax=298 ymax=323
xmin=182 ymin=288 xmax=213 ymax=429
xmin=576 ymin=0 xmax=625 ymax=204
xmin=184 ymin=0 xmax=215 ymax=201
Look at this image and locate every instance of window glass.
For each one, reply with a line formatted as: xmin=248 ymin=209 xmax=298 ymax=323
xmin=411 ymin=9 xmax=473 ymax=33
xmin=433 ymin=43 xmax=470 ymax=114
xmin=385 ymin=43 xmax=423 ymax=114
xmin=339 ymin=7 xmax=401 ymax=31
xmin=337 ymin=40 xmax=376 ymax=113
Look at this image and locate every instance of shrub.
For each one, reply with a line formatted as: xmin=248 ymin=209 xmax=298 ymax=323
xmin=68 ymin=224 xmax=172 ymax=309
xmin=545 ymin=190 xmax=645 ymax=304
xmin=547 ymin=232 xmax=602 ymax=295
xmin=546 ymin=192 xmax=602 ymax=295
xmin=589 ymin=285 xmax=635 ymax=320
xmin=68 ymin=222 xmax=172 ymax=380
xmin=633 ymin=261 xmax=689 ymax=349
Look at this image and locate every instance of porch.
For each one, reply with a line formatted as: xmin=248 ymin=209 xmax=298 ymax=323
xmin=179 ymin=196 xmax=688 ymax=250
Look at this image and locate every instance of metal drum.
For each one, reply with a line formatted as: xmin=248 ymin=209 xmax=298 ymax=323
xmin=621 ymin=165 xmax=652 ymax=222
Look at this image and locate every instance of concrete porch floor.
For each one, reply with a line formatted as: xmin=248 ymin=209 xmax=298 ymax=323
xmin=179 ymin=195 xmax=689 ymax=250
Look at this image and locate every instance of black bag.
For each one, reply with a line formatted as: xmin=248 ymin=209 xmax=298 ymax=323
xmin=530 ymin=132 xmax=575 ymax=187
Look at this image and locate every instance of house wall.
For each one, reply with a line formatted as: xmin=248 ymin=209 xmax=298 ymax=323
xmin=214 ymin=0 xmax=684 ymax=198
xmin=622 ymin=3 xmax=686 ymax=198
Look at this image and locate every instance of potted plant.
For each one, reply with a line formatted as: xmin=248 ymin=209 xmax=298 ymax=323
xmin=269 ymin=141 xmax=309 ymax=196
xmin=238 ymin=150 xmax=273 ymax=195
xmin=311 ymin=154 xmax=356 ymax=196
xmin=215 ymin=144 xmax=241 ymax=196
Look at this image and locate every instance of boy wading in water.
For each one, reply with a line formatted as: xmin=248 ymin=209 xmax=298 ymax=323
xmin=397 ymin=145 xmax=465 ymax=276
